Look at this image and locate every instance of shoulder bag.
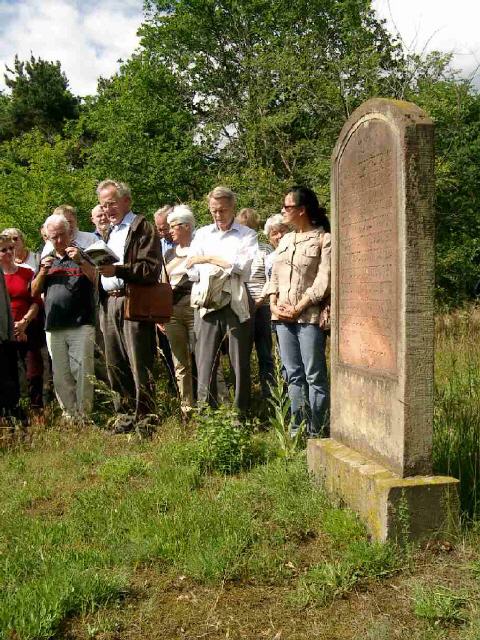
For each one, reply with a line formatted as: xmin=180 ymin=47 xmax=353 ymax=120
xmin=124 ymin=259 xmax=173 ymax=323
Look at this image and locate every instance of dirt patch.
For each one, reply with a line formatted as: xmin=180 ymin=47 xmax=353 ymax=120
xmin=65 ymin=545 xmax=480 ymax=640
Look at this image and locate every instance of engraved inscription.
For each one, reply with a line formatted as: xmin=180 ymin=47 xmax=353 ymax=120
xmin=337 ymin=119 xmax=398 ymax=374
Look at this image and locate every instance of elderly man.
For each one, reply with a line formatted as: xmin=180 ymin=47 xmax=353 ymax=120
xmin=187 ymin=186 xmax=258 ymax=415
xmin=154 ymin=205 xmax=175 ymax=263
xmin=91 ymin=204 xmax=110 ymax=240
xmin=32 ymin=214 xmax=96 ymax=421
xmin=41 ymin=205 xmax=96 ymax=257
xmin=96 ymin=179 xmax=161 ymax=433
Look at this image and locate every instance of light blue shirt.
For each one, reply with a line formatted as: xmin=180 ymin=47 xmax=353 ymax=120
xmin=101 ymin=211 xmax=136 ymax=292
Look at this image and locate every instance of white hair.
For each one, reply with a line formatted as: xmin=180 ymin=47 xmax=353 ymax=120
xmin=44 ymin=213 xmax=70 ymax=233
xmin=264 ymin=213 xmax=287 ymax=236
xmin=167 ymin=204 xmax=196 ymax=230
xmin=96 ymin=179 xmax=131 ymax=199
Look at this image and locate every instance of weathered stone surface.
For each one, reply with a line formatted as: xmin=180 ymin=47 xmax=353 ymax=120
xmin=308 ymin=439 xmax=459 ymax=542
xmin=309 ymin=98 xmax=459 ymax=542
xmin=331 ymin=98 xmax=435 ymax=477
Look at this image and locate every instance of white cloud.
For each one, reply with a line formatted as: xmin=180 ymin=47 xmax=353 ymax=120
xmin=0 ymin=0 xmax=143 ymax=96
xmin=373 ymin=0 xmax=480 ymax=83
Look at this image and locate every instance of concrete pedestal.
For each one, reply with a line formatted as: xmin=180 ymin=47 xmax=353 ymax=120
xmin=308 ymin=439 xmax=459 ymax=542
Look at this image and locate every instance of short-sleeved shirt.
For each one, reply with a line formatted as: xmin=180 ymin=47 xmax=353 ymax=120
xmin=43 ymin=255 xmax=95 ymax=331
xmin=4 ymin=266 xmax=41 ymax=321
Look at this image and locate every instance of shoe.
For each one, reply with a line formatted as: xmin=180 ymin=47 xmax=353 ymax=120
xmin=111 ymin=414 xmax=135 ymax=434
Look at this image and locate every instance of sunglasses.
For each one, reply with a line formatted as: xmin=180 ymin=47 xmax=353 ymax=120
xmin=0 ymin=246 xmax=14 ymax=253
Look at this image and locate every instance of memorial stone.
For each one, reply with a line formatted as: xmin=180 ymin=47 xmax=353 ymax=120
xmin=308 ymin=98 xmax=458 ymax=541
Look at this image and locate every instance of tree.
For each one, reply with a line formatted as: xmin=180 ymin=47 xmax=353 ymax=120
xmin=0 ymin=131 xmax=96 ymax=246
xmin=140 ymin=0 xmax=406 ymax=210
xmin=1 ymin=55 xmax=79 ymax=141
xmin=77 ymin=52 xmax=210 ymax=213
xmin=405 ymin=53 xmax=480 ymax=304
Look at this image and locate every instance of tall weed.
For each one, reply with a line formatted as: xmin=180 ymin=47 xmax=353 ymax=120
xmin=434 ymin=308 xmax=480 ymax=519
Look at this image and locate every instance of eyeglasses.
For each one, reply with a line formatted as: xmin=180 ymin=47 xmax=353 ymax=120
xmin=100 ymin=201 xmax=119 ymax=210
xmin=0 ymin=246 xmax=14 ymax=253
xmin=282 ymin=204 xmax=299 ymax=211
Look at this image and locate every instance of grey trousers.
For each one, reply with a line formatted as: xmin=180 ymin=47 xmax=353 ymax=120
xmin=100 ymin=296 xmax=157 ymax=419
xmin=194 ymin=305 xmax=251 ymax=415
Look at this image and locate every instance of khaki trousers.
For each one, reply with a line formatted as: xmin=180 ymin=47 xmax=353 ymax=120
xmin=165 ymin=298 xmax=195 ymax=413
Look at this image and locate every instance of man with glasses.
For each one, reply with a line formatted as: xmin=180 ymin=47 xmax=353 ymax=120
xmin=96 ymin=179 xmax=161 ymax=433
xmin=31 ymin=215 xmax=96 ymax=422
xmin=41 ymin=205 xmax=96 ymax=258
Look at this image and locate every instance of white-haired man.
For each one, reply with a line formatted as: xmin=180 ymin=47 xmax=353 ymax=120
xmin=96 ymin=179 xmax=161 ymax=433
xmin=187 ymin=186 xmax=258 ymax=416
xmin=32 ymin=214 xmax=96 ymax=421
xmin=41 ymin=205 xmax=96 ymax=257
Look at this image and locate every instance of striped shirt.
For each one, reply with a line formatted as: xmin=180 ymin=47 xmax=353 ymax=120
xmin=245 ymin=242 xmax=272 ymax=304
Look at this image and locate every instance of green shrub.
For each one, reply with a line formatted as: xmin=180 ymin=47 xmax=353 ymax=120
xmin=194 ymin=405 xmax=260 ymax=474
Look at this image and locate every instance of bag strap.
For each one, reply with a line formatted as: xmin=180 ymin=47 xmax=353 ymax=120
xmin=160 ymin=255 xmax=170 ymax=284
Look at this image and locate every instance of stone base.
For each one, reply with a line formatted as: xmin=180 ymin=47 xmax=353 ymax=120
xmin=307 ymin=438 xmax=459 ymax=542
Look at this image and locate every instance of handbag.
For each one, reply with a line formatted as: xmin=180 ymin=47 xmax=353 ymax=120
xmin=124 ymin=260 xmax=173 ymax=323
xmin=318 ymin=295 xmax=331 ymax=332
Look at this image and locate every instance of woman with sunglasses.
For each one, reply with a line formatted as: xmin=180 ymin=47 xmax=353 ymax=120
xmin=2 ymin=227 xmax=41 ymax=273
xmin=0 ymin=234 xmax=44 ymax=410
xmin=268 ymin=186 xmax=331 ymax=438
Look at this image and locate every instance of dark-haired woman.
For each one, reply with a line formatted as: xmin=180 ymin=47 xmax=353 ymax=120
xmin=267 ymin=186 xmax=331 ymax=437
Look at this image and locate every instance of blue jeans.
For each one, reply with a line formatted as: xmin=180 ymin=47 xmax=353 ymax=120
xmin=275 ymin=322 xmax=329 ymax=436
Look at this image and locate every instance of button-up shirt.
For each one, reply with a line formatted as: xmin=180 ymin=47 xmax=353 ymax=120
xmin=187 ymin=221 xmax=258 ymax=282
xmin=101 ymin=211 xmax=136 ymax=292
xmin=267 ymin=228 xmax=331 ymax=324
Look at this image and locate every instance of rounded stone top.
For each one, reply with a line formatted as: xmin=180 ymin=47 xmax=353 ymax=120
xmin=333 ymin=98 xmax=434 ymax=162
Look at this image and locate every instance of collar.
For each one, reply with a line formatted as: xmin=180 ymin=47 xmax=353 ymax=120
xmin=211 ymin=220 xmax=241 ymax=234
xmin=112 ymin=211 xmax=135 ymax=230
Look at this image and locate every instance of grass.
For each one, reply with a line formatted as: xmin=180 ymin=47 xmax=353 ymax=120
xmin=434 ymin=306 xmax=480 ymax=519
xmin=1 ymin=307 xmax=480 ymax=638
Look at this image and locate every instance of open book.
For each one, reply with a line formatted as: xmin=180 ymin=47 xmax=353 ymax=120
xmin=83 ymin=240 xmax=119 ymax=266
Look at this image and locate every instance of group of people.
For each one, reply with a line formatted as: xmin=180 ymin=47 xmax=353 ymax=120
xmin=0 ymin=181 xmax=331 ymax=437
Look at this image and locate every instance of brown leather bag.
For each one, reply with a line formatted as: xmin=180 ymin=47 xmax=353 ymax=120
xmin=124 ymin=261 xmax=173 ymax=323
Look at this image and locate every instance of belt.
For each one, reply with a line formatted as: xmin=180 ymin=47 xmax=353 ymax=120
xmin=106 ymin=289 xmax=125 ymax=298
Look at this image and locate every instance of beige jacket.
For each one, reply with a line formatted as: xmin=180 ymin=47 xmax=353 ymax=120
xmin=267 ymin=228 xmax=331 ymax=324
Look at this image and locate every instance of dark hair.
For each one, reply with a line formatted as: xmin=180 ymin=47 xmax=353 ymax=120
xmin=286 ymin=186 xmax=330 ymax=232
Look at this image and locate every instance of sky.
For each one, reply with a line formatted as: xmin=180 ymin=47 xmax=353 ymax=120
xmin=0 ymin=0 xmax=478 ymax=97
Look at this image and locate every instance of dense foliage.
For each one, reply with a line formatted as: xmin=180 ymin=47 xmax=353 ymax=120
xmin=0 ymin=0 xmax=478 ymax=304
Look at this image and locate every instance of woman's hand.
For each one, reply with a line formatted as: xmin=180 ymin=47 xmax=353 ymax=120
xmin=271 ymin=302 xmax=300 ymax=322
xmin=276 ymin=303 xmax=301 ymax=321
xmin=14 ymin=318 xmax=28 ymax=336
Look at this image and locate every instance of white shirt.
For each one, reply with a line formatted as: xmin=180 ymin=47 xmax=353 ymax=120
xmin=187 ymin=221 xmax=258 ymax=282
xmin=101 ymin=211 xmax=136 ymax=292
xmin=41 ymin=229 xmax=96 ymax=258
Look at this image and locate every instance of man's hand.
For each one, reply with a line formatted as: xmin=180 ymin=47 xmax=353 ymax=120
xmin=186 ymin=255 xmax=207 ymax=268
xmin=40 ymin=256 xmax=54 ymax=274
xmin=98 ymin=264 xmax=116 ymax=277
xmin=65 ymin=246 xmax=83 ymax=264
